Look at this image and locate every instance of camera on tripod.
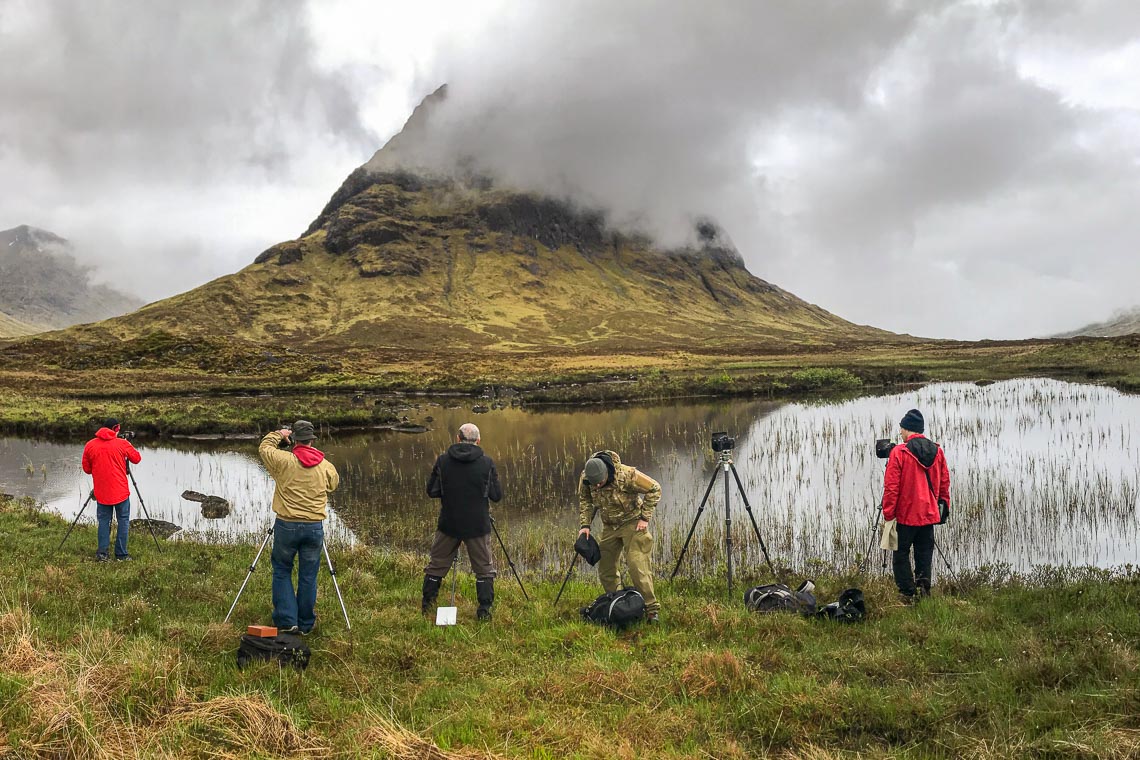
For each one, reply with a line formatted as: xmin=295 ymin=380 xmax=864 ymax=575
xmin=874 ymin=438 xmax=896 ymax=459
xmin=711 ymin=431 xmax=735 ymax=453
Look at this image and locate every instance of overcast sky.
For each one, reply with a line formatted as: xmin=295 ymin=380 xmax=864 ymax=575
xmin=1 ymin=0 xmax=1137 ymax=339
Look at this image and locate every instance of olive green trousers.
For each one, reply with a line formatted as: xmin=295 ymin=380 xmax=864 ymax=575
xmin=598 ymin=520 xmax=659 ymax=613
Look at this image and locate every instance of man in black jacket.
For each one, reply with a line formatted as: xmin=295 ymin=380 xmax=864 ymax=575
xmin=423 ymin=423 xmax=503 ymax=619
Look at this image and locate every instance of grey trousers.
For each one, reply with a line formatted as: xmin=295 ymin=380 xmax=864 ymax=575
xmin=424 ymin=531 xmax=497 ymax=580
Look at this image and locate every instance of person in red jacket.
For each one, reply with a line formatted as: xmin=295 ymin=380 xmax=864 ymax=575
xmin=81 ymin=418 xmax=142 ymax=561
xmin=882 ymin=409 xmax=950 ymax=599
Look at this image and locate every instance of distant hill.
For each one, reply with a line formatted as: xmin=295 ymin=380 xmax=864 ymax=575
xmin=0 ymin=225 xmax=144 ymax=336
xmin=1056 ymin=307 xmax=1140 ymax=338
xmin=43 ymin=88 xmax=891 ymax=361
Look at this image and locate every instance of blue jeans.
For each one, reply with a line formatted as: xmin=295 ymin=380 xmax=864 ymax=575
xmin=97 ymin=499 xmax=130 ymax=557
xmin=271 ymin=518 xmax=324 ymax=631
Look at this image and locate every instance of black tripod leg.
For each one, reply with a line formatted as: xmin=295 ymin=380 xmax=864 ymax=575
xmin=58 ymin=491 xmax=95 ymax=553
xmin=490 ymin=517 xmax=529 ymax=601
xmin=225 ymin=526 xmax=274 ymax=623
xmin=855 ymin=503 xmax=884 ymax=575
xmin=729 ymin=464 xmax=776 ymax=577
xmin=127 ymin=466 xmax=162 ymax=553
xmin=553 ymin=552 xmax=577 ymax=607
xmin=933 ymin=535 xmax=953 ymax=573
xmin=670 ymin=465 xmax=721 ymax=580
xmin=724 ymin=461 xmax=733 ymax=595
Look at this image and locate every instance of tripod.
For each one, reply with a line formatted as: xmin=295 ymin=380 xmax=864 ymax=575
xmin=671 ymin=448 xmax=775 ymax=595
xmin=57 ymin=464 xmax=163 ymax=554
xmin=224 ymin=522 xmax=352 ymax=639
xmin=854 ymin=480 xmax=886 ymax=576
xmin=554 ymin=507 xmax=599 ymax=607
xmin=490 ymin=516 xmax=529 ymax=601
xmin=127 ymin=464 xmax=163 ymax=552
xmin=57 ymin=489 xmax=95 ymax=552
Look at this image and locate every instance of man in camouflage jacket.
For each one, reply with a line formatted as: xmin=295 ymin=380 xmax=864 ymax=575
xmin=577 ymin=449 xmax=662 ymax=620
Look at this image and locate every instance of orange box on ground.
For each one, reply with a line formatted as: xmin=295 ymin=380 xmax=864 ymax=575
xmin=247 ymin=625 xmax=278 ymax=637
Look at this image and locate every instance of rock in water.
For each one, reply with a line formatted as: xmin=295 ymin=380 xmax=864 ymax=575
xmin=129 ymin=518 xmax=181 ymax=539
xmin=181 ymin=489 xmax=232 ymax=519
xmin=200 ymin=496 xmax=231 ymax=519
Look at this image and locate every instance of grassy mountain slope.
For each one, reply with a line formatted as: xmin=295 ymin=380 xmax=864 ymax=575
xmin=66 ymin=172 xmax=887 ymax=360
xmin=0 ymin=310 xmax=42 ymax=338
xmin=0 ymin=225 xmax=143 ymax=333
xmin=1057 ymin=307 xmax=1140 ymax=338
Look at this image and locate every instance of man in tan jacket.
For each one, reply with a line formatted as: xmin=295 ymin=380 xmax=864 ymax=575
xmin=578 ymin=449 xmax=662 ymax=621
xmin=258 ymin=420 xmax=340 ymax=634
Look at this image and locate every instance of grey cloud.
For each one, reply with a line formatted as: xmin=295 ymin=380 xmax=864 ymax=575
xmin=373 ymin=1 xmax=933 ymax=244
xmin=375 ymin=0 xmax=1139 ymax=339
xmin=0 ymin=0 xmax=371 ymax=181
xmin=0 ymin=0 xmax=375 ymax=299
xmin=3 ymin=0 xmax=1137 ymax=339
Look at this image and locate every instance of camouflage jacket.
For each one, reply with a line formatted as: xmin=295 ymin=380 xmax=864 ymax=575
xmin=578 ymin=450 xmax=662 ymax=528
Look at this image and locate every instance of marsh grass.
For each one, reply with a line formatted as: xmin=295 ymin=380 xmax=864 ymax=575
xmin=4 ymin=495 xmax=1140 ymax=758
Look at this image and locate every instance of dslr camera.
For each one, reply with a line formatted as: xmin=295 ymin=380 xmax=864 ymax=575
xmin=874 ymin=438 xmax=896 ymax=459
xmin=278 ymin=425 xmax=295 ymax=448
xmin=120 ymin=430 xmax=137 ymax=441
xmin=711 ymin=431 xmax=735 ymax=453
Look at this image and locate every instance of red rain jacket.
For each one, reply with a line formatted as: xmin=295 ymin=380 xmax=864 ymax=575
xmin=882 ymin=434 xmax=950 ymax=527
xmin=81 ymin=428 xmax=142 ymax=505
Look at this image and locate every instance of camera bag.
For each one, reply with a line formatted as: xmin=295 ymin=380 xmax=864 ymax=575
xmin=580 ymin=588 xmax=645 ymax=629
xmin=816 ymin=588 xmax=866 ymax=624
xmin=236 ymin=632 xmax=310 ymax=671
xmin=744 ymin=581 xmax=817 ymax=615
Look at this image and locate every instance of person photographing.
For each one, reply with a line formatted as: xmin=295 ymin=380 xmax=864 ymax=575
xmin=259 ymin=420 xmax=340 ymax=635
xmin=423 ymin=423 xmax=502 ymax=620
xmin=882 ymin=409 xmax=951 ymax=601
xmin=81 ymin=417 xmax=141 ymax=561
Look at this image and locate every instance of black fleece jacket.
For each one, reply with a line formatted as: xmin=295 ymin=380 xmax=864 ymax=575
xmin=426 ymin=443 xmax=502 ymax=539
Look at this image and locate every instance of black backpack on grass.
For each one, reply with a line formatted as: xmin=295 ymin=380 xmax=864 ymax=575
xmin=816 ymin=588 xmax=866 ymax=624
xmin=581 ymin=588 xmax=645 ymax=629
xmin=744 ymin=581 xmax=817 ymax=615
xmin=237 ymin=633 xmax=310 ymax=671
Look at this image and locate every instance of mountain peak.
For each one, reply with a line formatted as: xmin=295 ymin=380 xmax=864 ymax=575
xmin=1 ymin=225 xmax=68 ymax=252
xmin=0 ymin=226 xmax=143 ymax=336
xmin=365 ymin=84 xmax=449 ymax=175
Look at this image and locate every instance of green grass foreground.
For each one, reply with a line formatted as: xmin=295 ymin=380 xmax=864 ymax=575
xmin=3 ymin=496 xmax=1140 ymax=759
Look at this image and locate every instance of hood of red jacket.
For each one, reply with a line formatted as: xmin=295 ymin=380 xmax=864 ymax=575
xmin=903 ymin=434 xmax=938 ymax=468
xmin=293 ymin=445 xmax=326 ymax=468
xmin=95 ymin=427 xmax=119 ymax=440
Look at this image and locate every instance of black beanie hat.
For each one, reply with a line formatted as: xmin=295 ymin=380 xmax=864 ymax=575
xmin=900 ymin=409 xmax=924 ymax=434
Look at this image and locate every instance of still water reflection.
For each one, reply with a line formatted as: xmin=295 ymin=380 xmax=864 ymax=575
xmin=3 ymin=379 xmax=1138 ymax=574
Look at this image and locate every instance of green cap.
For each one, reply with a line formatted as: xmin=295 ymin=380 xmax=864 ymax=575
xmin=292 ymin=420 xmax=317 ymax=442
xmin=584 ymin=457 xmax=608 ymax=485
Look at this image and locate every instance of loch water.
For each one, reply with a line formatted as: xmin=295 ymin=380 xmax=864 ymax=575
xmin=3 ymin=378 xmax=1138 ymax=576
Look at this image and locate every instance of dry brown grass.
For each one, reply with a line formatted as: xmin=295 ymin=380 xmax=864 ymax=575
xmin=358 ymin=711 xmax=505 ymax=759
xmin=1048 ymin=727 xmax=1140 ymax=760
xmin=161 ymin=694 xmax=327 ymax=757
xmin=200 ymin=621 xmax=236 ymax=652
xmin=679 ymin=650 xmax=746 ymax=697
xmin=0 ymin=605 xmax=335 ymax=759
xmin=0 ymin=605 xmax=32 ymax=637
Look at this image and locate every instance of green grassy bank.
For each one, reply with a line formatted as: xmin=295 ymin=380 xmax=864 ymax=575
xmin=3 ymin=496 xmax=1140 ymax=759
xmin=2 ymin=332 xmax=1140 ymax=437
